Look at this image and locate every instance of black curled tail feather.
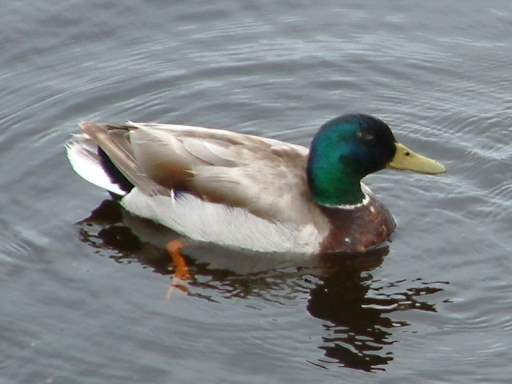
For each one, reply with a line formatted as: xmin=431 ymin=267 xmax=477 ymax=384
xmin=97 ymin=147 xmax=134 ymax=198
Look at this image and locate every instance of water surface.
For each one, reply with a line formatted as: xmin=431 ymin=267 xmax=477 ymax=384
xmin=2 ymin=1 xmax=512 ymax=383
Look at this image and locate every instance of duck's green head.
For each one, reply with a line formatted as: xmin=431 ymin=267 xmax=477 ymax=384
xmin=307 ymin=114 xmax=445 ymax=206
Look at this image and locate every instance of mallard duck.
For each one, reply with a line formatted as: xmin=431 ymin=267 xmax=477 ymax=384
xmin=66 ymin=114 xmax=445 ymax=255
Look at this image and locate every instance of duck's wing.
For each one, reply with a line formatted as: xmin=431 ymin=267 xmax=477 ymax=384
xmin=79 ymin=122 xmax=313 ymax=224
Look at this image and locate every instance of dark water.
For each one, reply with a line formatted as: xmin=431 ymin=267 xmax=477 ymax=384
xmin=2 ymin=1 xmax=512 ymax=382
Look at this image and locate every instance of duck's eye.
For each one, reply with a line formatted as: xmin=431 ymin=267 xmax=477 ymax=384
xmin=358 ymin=131 xmax=375 ymax=142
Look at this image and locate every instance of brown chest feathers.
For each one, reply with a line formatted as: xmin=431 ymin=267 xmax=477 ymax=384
xmin=318 ymin=196 xmax=396 ymax=254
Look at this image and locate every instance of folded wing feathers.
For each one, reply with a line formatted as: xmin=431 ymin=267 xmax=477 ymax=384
xmin=82 ymin=121 xmax=310 ymax=222
xmin=181 ymin=137 xmax=238 ymax=166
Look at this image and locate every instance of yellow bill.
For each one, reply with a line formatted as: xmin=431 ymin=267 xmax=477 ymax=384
xmin=387 ymin=143 xmax=446 ymax=174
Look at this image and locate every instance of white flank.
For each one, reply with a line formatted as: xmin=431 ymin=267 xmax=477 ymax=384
xmin=121 ymin=188 xmax=325 ymax=254
xmin=66 ymin=135 xmax=126 ymax=196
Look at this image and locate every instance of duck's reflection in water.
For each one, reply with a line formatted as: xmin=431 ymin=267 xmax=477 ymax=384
xmin=306 ymin=253 xmax=444 ymax=371
xmin=78 ymin=200 xmax=446 ymax=372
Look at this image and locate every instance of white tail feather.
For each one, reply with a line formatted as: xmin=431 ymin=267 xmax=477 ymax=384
xmin=66 ymin=134 xmax=126 ymax=196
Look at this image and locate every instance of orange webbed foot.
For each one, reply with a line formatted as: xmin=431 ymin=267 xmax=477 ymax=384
xmin=165 ymin=239 xmax=192 ymax=299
